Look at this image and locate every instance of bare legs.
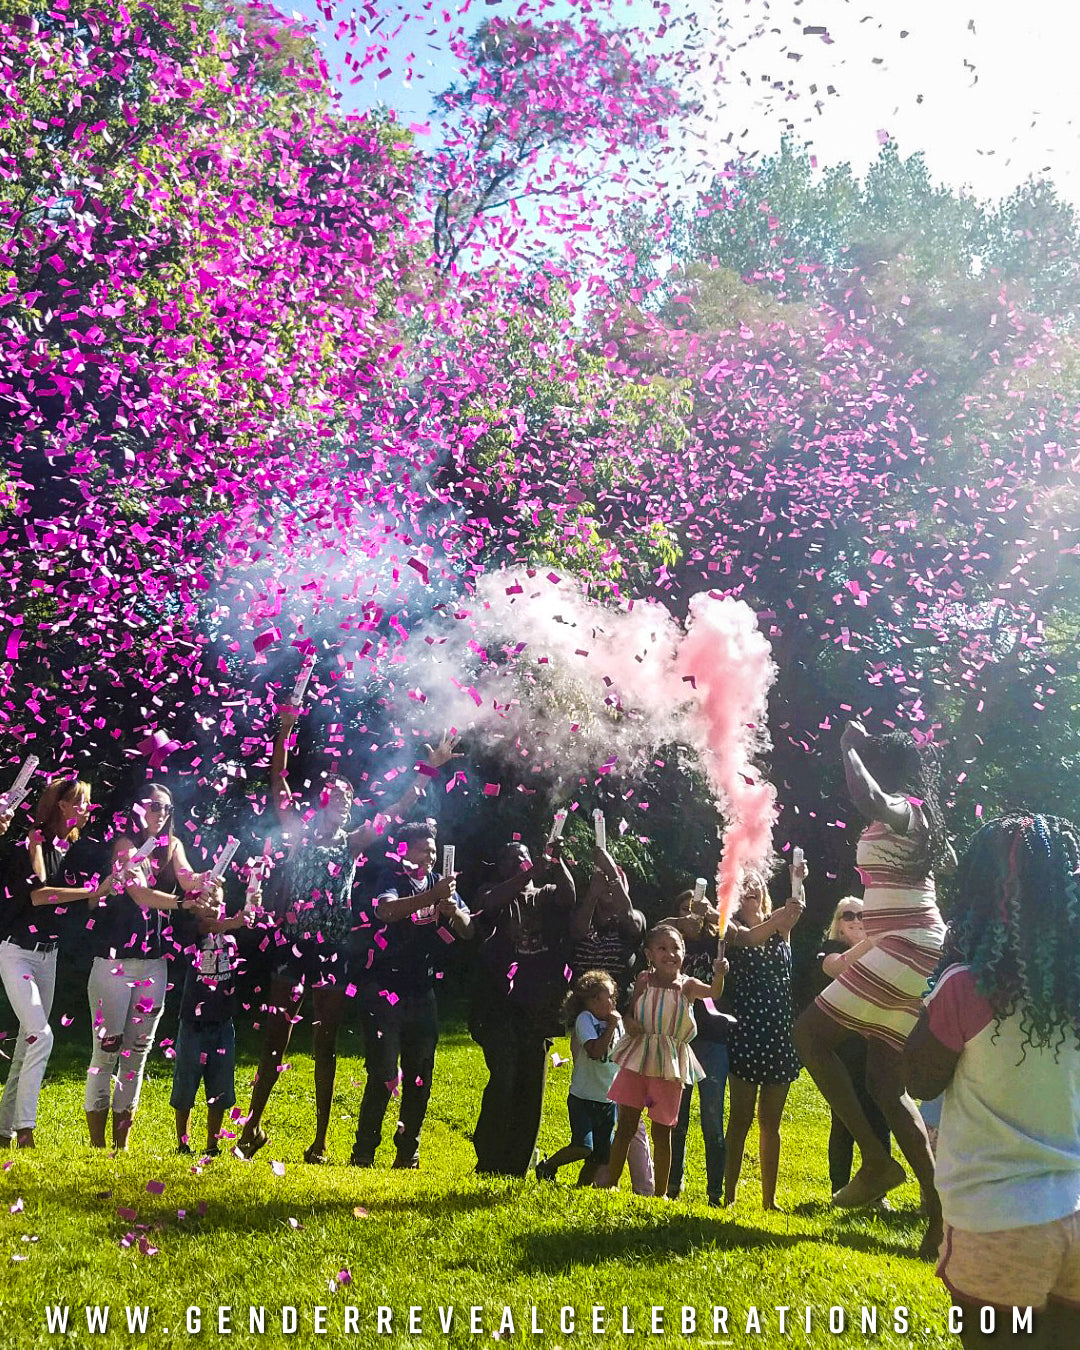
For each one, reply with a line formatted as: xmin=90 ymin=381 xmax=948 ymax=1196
xmin=238 ymin=977 xmax=346 ymax=1161
xmin=794 ymin=1003 xmax=941 ymax=1255
xmin=238 ymin=975 xmax=301 ymax=1156
xmin=175 ymin=1105 xmax=226 ymax=1155
xmin=724 ymin=1076 xmax=791 ymax=1209
xmin=307 ymin=985 xmax=346 ymax=1161
xmin=605 ymin=1106 xmax=674 ymax=1197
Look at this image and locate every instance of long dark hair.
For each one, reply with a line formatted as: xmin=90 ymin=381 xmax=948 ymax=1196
xmin=861 ymin=731 xmax=950 ymax=877
xmin=933 ymin=813 xmax=1080 ymax=1053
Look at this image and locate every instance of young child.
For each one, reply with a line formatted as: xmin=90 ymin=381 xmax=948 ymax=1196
xmin=536 ymin=970 xmax=623 ymax=1186
xmin=604 ymin=924 xmax=727 ymax=1199
xmin=172 ymin=903 xmax=249 ymax=1158
xmin=905 ymin=813 xmax=1080 ymax=1349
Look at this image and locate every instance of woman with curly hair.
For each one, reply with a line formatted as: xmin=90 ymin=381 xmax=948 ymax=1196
xmin=794 ymin=719 xmax=953 ymax=1257
xmin=905 ymin=814 xmax=1080 ymax=1350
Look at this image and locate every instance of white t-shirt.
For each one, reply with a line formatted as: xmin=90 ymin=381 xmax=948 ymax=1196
xmin=570 ymin=1011 xmax=620 ymax=1103
xmin=927 ymin=964 xmax=1080 ymax=1232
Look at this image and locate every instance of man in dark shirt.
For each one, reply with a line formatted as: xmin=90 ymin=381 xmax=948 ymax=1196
xmin=469 ymin=837 xmax=577 ymax=1177
xmin=350 ymin=821 xmax=472 ymax=1169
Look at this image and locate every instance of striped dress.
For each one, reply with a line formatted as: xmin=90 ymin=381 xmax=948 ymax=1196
xmin=816 ymin=800 xmax=946 ymax=1051
xmin=610 ymin=978 xmax=705 ymax=1085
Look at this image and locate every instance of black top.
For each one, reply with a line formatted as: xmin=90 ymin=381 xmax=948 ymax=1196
xmin=811 ymin=937 xmax=849 ymax=1000
xmin=362 ymin=867 xmax=463 ymax=995
xmin=570 ymin=919 xmax=639 ymax=1007
xmin=89 ymin=840 xmax=182 ymax=961
xmin=179 ymin=931 xmax=239 ymax=1024
xmin=474 ymin=883 xmax=572 ymax=1033
xmin=1 ymin=837 xmax=70 ymax=947
xmin=682 ymin=930 xmax=735 ymax=1043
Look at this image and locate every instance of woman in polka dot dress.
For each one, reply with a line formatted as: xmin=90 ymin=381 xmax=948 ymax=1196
xmin=723 ymin=860 xmax=805 ymax=1210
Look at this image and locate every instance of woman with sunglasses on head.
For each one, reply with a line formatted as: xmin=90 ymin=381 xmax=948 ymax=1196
xmin=84 ymin=782 xmax=219 ymax=1150
xmin=237 ymin=709 xmax=460 ymax=1164
xmin=815 ymin=897 xmax=891 ymax=1199
xmin=0 ymin=777 xmax=113 ymax=1147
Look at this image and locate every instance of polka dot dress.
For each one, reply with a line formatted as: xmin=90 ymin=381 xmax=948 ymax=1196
xmin=727 ymin=932 xmax=801 ymax=1085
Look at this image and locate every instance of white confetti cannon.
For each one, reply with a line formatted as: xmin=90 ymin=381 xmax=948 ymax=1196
xmin=592 ymin=809 xmax=606 ymax=850
xmin=245 ymin=841 xmax=272 ymax=910
xmin=693 ymin=877 xmax=707 ymax=910
xmin=129 ymin=833 xmax=164 ymax=866
xmin=0 ymin=754 xmax=39 ymax=817
xmin=792 ymin=846 xmax=805 ymax=903
xmin=546 ymin=808 xmax=568 ymax=846
xmin=289 ymin=654 xmax=316 ymax=709
xmin=210 ymin=836 xmax=240 ymax=880
xmin=442 ymin=845 xmax=455 ymax=878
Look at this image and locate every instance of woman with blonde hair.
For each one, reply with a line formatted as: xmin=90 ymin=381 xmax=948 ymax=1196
xmin=723 ymin=860 xmax=806 ymax=1210
xmin=0 ymin=777 xmax=111 ymax=1147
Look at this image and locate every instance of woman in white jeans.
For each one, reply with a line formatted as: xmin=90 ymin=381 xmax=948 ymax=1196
xmin=0 ymin=778 xmax=109 ymax=1148
xmin=84 ymin=784 xmax=218 ymax=1150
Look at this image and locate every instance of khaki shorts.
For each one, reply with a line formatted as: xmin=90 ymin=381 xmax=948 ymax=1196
xmin=938 ymin=1212 xmax=1080 ymax=1309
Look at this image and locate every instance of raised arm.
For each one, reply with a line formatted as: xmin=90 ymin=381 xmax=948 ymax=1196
xmin=841 ymin=719 xmax=913 ymax=833
xmin=271 ymin=709 xmax=303 ymax=832
xmin=546 ymin=844 xmax=577 ymax=911
xmin=347 ymin=732 xmax=462 ymax=858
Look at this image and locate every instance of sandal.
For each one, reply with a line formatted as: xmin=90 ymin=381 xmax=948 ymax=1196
xmin=237 ymin=1127 xmax=268 ymax=1160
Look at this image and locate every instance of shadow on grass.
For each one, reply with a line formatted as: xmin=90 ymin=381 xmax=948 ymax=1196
xmin=518 ymin=1209 xmax=928 ymax=1274
xmin=44 ymin=1171 xmax=512 ymax=1235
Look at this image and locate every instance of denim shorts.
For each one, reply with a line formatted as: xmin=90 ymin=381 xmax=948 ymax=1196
xmin=568 ymin=1093 xmax=616 ymax=1164
xmin=169 ymin=1020 xmax=236 ymax=1112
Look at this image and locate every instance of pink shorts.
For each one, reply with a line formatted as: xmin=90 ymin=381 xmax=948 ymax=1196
xmin=938 ymin=1212 xmax=1080 ymax=1310
xmin=607 ymin=1068 xmax=684 ymax=1128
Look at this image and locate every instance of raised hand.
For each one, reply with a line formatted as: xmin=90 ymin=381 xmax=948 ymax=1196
xmin=423 ymin=731 xmax=462 ymax=771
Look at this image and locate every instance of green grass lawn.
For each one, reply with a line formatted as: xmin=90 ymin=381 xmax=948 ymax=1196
xmin=0 ymin=1012 xmax=954 ymax=1349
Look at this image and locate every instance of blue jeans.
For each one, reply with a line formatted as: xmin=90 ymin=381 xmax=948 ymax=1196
xmin=668 ymin=1038 xmax=728 ymax=1202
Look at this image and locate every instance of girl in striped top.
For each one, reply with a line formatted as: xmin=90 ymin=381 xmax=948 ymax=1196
xmin=794 ymin=719 xmax=954 ymax=1260
xmin=604 ymin=924 xmax=727 ymax=1199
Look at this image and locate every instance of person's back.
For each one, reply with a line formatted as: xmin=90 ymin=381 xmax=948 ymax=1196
xmin=924 ymin=963 xmax=1080 ymax=1233
xmin=905 ymin=813 xmax=1080 ymax=1349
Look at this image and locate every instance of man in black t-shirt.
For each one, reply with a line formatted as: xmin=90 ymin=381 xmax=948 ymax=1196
xmin=469 ymin=838 xmax=577 ymax=1177
xmin=350 ymin=821 xmax=472 ymax=1169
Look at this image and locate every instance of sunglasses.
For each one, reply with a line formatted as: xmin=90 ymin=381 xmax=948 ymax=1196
xmin=839 ymin=911 xmax=863 ymax=921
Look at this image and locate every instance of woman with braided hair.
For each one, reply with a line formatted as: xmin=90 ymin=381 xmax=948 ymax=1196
xmin=905 ymin=814 xmax=1080 ymax=1349
xmin=794 ymin=719 xmax=953 ymax=1258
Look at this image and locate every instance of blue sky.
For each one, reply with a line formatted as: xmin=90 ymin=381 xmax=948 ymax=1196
xmin=285 ymin=0 xmax=1080 ymax=207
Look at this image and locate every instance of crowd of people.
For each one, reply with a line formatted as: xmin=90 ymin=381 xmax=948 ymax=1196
xmin=1 ymin=710 xmax=1079 ymax=1348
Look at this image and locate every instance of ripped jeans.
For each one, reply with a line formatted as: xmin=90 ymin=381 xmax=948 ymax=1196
xmin=84 ymin=957 xmax=168 ymax=1115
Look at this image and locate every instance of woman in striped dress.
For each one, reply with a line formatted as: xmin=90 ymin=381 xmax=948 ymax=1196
xmin=794 ymin=720 xmax=953 ymax=1259
xmin=604 ymin=924 xmax=727 ymax=1199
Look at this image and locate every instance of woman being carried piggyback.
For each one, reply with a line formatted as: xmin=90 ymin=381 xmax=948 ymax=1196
xmin=905 ymin=814 xmax=1080 ymax=1350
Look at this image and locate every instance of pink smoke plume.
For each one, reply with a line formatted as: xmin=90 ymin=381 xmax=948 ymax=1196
xmin=677 ymin=594 xmax=778 ymax=931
